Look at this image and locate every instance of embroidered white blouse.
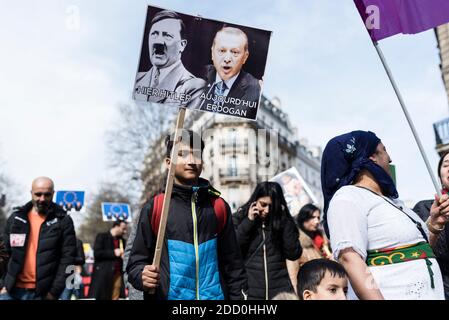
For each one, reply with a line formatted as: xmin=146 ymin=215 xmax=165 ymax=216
xmin=327 ymin=185 xmax=444 ymax=300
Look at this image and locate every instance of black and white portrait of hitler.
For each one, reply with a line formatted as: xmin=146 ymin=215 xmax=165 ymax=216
xmin=198 ymin=26 xmax=261 ymax=119
xmin=133 ymin=10 xmax=206 ymax=108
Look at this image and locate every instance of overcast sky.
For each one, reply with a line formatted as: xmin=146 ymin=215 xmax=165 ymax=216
xmin=1 ymin=0 xmax=448 ymax=208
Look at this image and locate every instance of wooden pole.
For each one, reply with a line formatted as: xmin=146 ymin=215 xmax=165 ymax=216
xmin=149 ymin=107 xmax=186 ymax=294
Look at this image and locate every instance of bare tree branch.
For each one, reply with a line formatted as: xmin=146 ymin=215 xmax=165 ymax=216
xmin=77 ymin=182 xmax=132 ymax=246
xmin=105 ymin=102 xmax=175 ymax=202
xmin=0 ymin=160 xmax=20 ymax=229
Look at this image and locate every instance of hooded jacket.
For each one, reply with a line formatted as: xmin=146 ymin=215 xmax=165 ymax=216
xmin=2 ymin=201 xmax=76 ymax=298
xmin=233 ymin=211 xmax=302 ymax=300
xmin=126 ymin=179 xmax=247 ymax=300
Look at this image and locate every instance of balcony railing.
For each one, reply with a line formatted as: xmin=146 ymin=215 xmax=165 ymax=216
xmin=219 ymin=139 xmax=248 ymax=154
xmin=219 ymin=167 xmax=250 ymax=182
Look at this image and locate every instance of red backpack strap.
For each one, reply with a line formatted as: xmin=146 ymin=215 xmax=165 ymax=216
xmin=210 ymin=196 xmax=227 ymax=234
xmin=151 ymin=193 xmax=164 ymax=236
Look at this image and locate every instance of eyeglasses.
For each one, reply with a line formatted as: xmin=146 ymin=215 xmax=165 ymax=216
xmin=34 ymin=192 xmax=53 ymax=197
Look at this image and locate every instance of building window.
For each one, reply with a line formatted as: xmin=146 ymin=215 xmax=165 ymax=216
xmin=229 ymin=156 xmax=237 ymax=176
xmin=228 ymin=187 xmax=239 ymax=211
xmin=229 ymin=128 xmax=237 ymax=144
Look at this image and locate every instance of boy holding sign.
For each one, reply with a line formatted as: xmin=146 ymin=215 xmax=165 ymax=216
xmin=127 ymin=130 xmax=247 ymax=300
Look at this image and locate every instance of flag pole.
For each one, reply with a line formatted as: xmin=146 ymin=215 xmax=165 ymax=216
xmin=372 ymin=40 xmax=441 ymax=196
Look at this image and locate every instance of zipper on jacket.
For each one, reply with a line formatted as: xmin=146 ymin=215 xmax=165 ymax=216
xmin=191 ymin=191 xmax=200 ymax=300
xmin=262 ymin=222 xmax=268 ymax=300
xmin=34 ymin=215 xmax=46 ymax=294
xmin=18 ymin=214 xmax=31 ymax=285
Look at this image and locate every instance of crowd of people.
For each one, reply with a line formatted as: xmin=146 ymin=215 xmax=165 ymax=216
xmin=1 ymin=129 xmax=449 ymax=301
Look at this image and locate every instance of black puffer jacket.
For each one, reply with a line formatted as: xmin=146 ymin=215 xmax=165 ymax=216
xmin=233 ymin=211 xmax=302 ymax=300
xmin=0 ymin=235 xmax=8 ymax=278
xmin=75 ymin=238 xmax=86 ymax=267
xmin=3 ymin=201 xmax=76 ymax=297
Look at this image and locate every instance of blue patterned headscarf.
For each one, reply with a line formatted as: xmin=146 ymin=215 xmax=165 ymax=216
xmin=321 ymin=131 xmax=398 ymax=236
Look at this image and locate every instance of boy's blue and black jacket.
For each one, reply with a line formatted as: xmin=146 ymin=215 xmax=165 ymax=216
xmin=126 ymin=179 xmax=248 ymax=300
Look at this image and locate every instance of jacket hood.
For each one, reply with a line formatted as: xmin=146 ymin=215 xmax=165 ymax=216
xmin=171 ymin=178 xmax=221 ymax=202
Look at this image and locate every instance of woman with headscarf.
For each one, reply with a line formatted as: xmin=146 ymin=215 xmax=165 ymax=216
xmin=413 ymin=151 xmax=449 ymax=299
xmin=233 ymin=181 xmax=302 ymax=300
xmin=321 ymin=130 xmax=448 ymax=300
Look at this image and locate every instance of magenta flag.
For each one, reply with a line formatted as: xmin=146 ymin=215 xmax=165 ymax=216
xmin=354 ymin=0 xmax=449 ymax=41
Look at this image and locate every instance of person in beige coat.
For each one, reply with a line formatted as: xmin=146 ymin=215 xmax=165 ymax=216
xmin=287 ymin=204 xmax=332 ymax=293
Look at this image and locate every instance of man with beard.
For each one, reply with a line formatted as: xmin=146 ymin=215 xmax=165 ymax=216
xmin=0 ymin=177 xmax=76 ymax=300
xmin=133 ymin=10 xmax=205 ymax=108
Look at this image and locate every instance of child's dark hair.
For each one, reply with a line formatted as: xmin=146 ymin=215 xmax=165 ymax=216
xmin=112 ymin=220 xmax=127 ymax=228
xmin=297 ymin=259 xmax=347 ymax=299
xmin=165 ymin=129 xmax=205 ymax=158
